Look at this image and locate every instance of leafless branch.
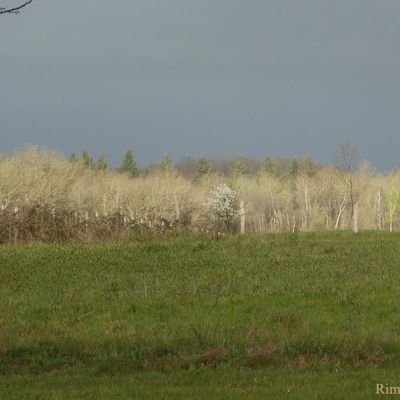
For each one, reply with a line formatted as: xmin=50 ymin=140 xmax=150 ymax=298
xmin=0 ymin=0 xmax=33 ymax=15
xmin=335 ymin=142 xmax=359 ymax=176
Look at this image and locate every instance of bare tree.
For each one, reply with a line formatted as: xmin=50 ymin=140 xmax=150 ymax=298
xmin=335 ymin=142 xmax=361 ymax=233
xmin=385 ymin=171 xmax=400 ymax=232
xmin=0 ymin=0 xmax=33 ymax=15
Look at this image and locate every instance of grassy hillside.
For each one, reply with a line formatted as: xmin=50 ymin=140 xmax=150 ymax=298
xmin=1 ymin=232 xmax=399 ymax=398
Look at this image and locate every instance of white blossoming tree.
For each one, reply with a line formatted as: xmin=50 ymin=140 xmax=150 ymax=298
xmin=205 ymin=184 xmax=241 ymax=233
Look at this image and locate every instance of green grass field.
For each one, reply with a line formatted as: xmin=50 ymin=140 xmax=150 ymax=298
xmin=1 ymin=232 xmax=399 ymax=399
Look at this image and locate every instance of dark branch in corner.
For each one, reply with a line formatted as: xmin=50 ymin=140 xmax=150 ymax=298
xmin=0 ymin=0 xmax=34 ymax=15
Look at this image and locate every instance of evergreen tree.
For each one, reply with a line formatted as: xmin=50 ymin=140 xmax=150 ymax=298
xmin=300 ymin=155 xmax=317 ymax=178
xmin=231 ymin=156 xmax=246 ymax=177
xmin=289 ymin=159 xmax=299 ymax=178
xmin=159 ymin=154 xmax=174 ymax=173
xmin=69 ymin=152 xmax=78 ymax=163
xmin=264 ymin=156 xmax=278 ymax=177
xmin=82 ymin=151 xmax=93 ymax=168
xmin=96 ymin=153 xmax=108 ymax=171
xmin=194 ymin=157 xmax=211 ymax=180
xmin=119 ymin=149 xmax=139 ymax=178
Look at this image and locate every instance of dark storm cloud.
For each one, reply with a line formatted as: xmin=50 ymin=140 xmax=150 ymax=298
xmin=1 ymin=0 xmax=400 ymax=169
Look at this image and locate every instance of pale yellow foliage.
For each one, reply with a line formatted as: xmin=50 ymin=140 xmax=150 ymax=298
xmin=0 ymin=148 xmax=399 ymax=234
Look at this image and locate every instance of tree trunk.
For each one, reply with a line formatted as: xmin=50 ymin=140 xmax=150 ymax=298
xmin=240 ymin=200 xmax=245 ymax=234
xmin=174 ymin=192 xmax=180 ymax=222
xmin=389 ymin=206 xmax=395 ymax=232
xmin=376 ymin=188 xmax=382 ymax=230
xmin=335 ymin=195 xmax=347 ymax=230
xmin=353 ymin=202 xmax=359 ymax=233
xmin=303 ymin=177 xmax=309 ymax=230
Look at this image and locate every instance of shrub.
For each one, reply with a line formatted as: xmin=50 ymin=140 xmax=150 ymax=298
xmin=204 ymin=184 xmax=241 ymax=233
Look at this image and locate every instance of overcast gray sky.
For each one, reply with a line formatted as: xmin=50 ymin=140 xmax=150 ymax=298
xmin=1 ymin=0 xmax=399 ymax=169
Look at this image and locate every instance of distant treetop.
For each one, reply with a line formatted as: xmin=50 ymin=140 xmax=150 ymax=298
xmin=231 ymin=156 xmax=246 ymax=177
xmin=96 ymin=153 xmax=108 ymax=171
xmin=159 ymin=154 xmax=175 ymax=173
xmin=195 ymin=157 xmax=211 ymax=180
xmin=118 ymin=149 xmax=139 ymax=178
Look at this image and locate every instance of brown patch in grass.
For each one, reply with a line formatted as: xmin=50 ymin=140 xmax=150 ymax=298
xmin=241 ymin=344 xmax=279 ymax=368
xmin=200 ymin=347 xmax=230 ymax=366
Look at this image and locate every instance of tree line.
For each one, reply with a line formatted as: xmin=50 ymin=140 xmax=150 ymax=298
xmin=68 ymin=149 xmax=319 ymax=181
xmin=0 ymin=144 xmax=397 ymax=243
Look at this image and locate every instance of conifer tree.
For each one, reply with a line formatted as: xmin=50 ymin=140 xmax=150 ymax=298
xmin=159 ymin=154 xmax=174 ymax=173
xmin=231 ymin=156 xmax=246 ymax=177
xmin=96 ymin=153 xmax=108 ymax=171
xmin=69 ymin=152 xmax=78 ymax=163
xmin=195 ymin=157 xmax=211 ymax=180
xmin=82 ymin=151 xmax=94 ymax=168
xmin=119 ymin=149 xmax=139 ymax=178
xmin=300 ymin=155 xmax=317 ymax=178
xmin=289 ymin=159 xmax=299 ymax=178
xmin=264 ymin=156 xmax=278 ymax=177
